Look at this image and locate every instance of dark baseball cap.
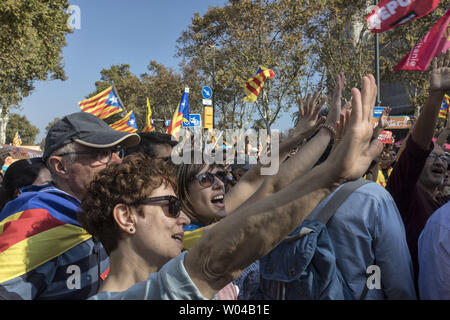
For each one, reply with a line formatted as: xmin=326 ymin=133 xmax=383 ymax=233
xmin=43 ymin=112 xmax=140 ymax=162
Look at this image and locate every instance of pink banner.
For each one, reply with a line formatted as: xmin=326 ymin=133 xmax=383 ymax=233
xmin=394 ymin=9 xmax=450 ymax=71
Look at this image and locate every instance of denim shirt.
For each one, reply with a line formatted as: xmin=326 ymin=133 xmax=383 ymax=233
xmin=312 ymin=182 xmax=416 ymax=299
xmin=260 ymin=182 xmax=416 ymax=300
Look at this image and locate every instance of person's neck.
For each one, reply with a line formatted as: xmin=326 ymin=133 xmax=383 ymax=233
xmin=99 ymin=245 xmax=158 ymax=293
xmin=54 ymin=180 xmax=84 ymax=201
xmin=418 ymin=181 xmax=439 ymax=200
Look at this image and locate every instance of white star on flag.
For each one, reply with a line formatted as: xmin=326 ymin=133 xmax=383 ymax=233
xmin=129 ymin=119 xmax=135 ymax=125
xmin=108 ymin=96 xmax=118 ymax=104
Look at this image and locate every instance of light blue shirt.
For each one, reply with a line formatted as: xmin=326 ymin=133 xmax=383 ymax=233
xmin=89 ymin=252 xmax=214 ymax=300
xmin=418 ymin=200 xmax=450 ymax=300
xmin=310 ymin=181 xmax=416 ymax=299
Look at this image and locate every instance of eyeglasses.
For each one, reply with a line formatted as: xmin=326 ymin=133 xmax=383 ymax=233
xmin=136 ymin=195 xmax=181 ymax=218
xmin=56 ymin=147 xmax=125 ymax=164
xmin=427 ymin=153 xmax=448 ymax=164
xmin=194 ymin=171 xmax=227 ymax=188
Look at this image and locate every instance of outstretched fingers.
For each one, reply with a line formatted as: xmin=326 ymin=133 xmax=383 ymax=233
xmin=360 ymin=74 xmax=377 ymax=122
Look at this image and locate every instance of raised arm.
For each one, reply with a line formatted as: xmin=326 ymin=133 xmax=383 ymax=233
xmin=411 ymin=50 xmax=450 ymax=149
xmin=224 ymin=89 xmax=326 ymax=213
xmin=236 ymin=73 xmax=346 ymax=206
xmin=185 ymin=74 xmax=383 ymax=299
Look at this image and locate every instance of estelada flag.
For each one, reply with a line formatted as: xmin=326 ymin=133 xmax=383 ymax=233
xmin=367 ymin=0 xmax=441 ymax=33
xmin=243 ymin=66 xmax=275 ymax=103
xmin=394 ymin=9 xmax=450 ymax=71
xmin=109 ymin=110 xmax=138 ymax=133
xmin=167 ymin=88 xmax=190 ymax=138
xmin=0 ymin=191 xmax=91 ymax=283
xmin=12 ymin=132 xmax=22 ymax=147
xmin=78 ymin=86 xmax=125 ymax=119
xmin=439 ymin=94 xmax=450 ymax=119
xmin=142 ymin=97 xmax=156 ymax=132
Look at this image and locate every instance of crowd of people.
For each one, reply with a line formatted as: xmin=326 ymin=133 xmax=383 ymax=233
xmin=0 ymin=50 xmax=448 ymax=300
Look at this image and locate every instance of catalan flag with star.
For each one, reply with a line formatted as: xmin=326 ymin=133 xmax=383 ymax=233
xmin=78 ymin=86 xmax=124 ymax=119
xmin=0 ymin=186 xmax=92 ymax=283
xmin=142 ymin=97 xmax=156 ymax=132
xmin=439 ymin=94 xmax=450 ymax=120
xmin=167 ymin=88 xmax=190 ymax=138
xmin=109 ymin=110 xmax=138 ymax=133
xmin=243 ymin=66 xmax=275 ymax=102
xmin=12 ymin=132 xmax=22 ymax=147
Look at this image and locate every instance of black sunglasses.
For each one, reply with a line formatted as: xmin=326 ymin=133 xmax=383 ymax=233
xmin=136 ymin=195 xmax=181 ymax=218
xmin=194 ymin=171 xmax=227 ymax=188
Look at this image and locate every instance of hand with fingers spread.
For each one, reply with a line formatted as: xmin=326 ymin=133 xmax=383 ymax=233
xmin=326 ymin=73 xmax=346 ymax=129
xmin=333 ymin=108 xmax=351 ymax=149
xmin=323 ymin=74 xmax=383 ymax=182
xmin=430 ymin=49 xmax=450 ymax=93
xmin=373 ymin=106 xmax=391 ymax=139
xmin=295 ymin=91 xmax=327 ymax=139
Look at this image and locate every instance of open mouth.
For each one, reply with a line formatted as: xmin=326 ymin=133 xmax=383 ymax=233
xmin=211 ymin=194 xmax=225 ymax=208
xmin=172 ymin=233 xmax=184 ymax=248
xmin=431 ymin=166 xmax=444 ymax=174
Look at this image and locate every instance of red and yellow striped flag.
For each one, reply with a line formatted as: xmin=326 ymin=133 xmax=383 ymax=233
xmin=439 ymin=94 xmax=450 ymax=120
xmin=243 ymin=66 xmax=275 ymax=103
xmin=142 ymin=97 xmax=156 ymax=132
xmin=167 ymin=88 xmax=190 ymax=138
xmin=78 ymin=86 xmax=124 ymax=119
xmin=12 ymin=132 xmax=22 ymax=147
xmin=109 ymin=110 xmax=138 ymax=133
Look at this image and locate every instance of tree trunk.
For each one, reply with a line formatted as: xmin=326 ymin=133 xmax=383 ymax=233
xmin=0 ymin=110 xmax=10 ymax=144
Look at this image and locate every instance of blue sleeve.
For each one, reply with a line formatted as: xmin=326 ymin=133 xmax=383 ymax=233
xmin=373 ymin=191 xmax=417 ymax=299
xmin=418 ymin=204 xmax=450 ymax=300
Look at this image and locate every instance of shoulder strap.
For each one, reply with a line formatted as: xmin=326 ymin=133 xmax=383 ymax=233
xmin=306 ymin=178 xmax=371 ymax=225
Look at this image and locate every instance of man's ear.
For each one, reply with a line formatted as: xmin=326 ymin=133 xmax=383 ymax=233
xmin=113 ymin=203 xmax=137 ymax=235
xmin=48 ymin=156 xmax=67 ymax=178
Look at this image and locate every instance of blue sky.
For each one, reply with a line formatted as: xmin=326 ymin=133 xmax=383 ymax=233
xmin=17 ymin=0 xmax=294 ymax=143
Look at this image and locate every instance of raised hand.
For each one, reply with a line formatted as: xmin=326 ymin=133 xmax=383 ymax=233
xmin=326 ymin=73 xmax=346 ymax=128
xmin=294 ymin=91 xmax=326 ymax=139
xmin=430 ymin=49 xmax=450 ymax=93
xmin=378 ymin=106 xmax=391 ymax=130
xmin=324 ymin=74 xmax=383 ymax=182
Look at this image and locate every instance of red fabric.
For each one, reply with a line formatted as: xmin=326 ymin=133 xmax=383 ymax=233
xmin=367 ymin=0 xmax=441 ymax=33
xmin=394 ymin=9 xmax=450 ymax=71
xmin=0 ymin=209 xmax=64 ymax=254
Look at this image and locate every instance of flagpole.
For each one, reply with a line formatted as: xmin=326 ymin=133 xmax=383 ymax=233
xmin=375 ymin=0 xmax=381 ymax=107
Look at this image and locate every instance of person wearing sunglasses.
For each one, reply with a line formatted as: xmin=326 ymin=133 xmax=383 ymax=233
xmin=0 ymin=112 xmax=140 ymax=300
xmin=79 ymin=153 xmax=192 ymax=296
xmin=78 ymin=73 xmax=383 ymax=300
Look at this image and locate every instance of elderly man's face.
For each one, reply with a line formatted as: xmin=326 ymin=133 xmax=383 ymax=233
xmin=419 ymin=144 xmax=447 ymax=191
xmin=63 ymin=146 xmax=123 ymax=199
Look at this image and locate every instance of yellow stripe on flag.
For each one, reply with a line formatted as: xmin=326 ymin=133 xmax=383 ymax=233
xmin=0 ymin=224 xmax=92 ymax=283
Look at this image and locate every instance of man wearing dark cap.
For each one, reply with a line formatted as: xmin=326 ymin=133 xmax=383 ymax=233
xmin=0 ymin=112 xmax=139 ymax=300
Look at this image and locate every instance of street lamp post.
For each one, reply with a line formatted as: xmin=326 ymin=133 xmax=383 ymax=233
xmin=375 ymin=0 xmax=381 ymax=107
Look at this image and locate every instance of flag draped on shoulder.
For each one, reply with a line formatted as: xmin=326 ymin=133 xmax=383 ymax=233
xmin=142 ymin=97 xmax=156 ymax=132
xmin=109 ymin=110 xmax=138 ymax=133
xmin=439 ymin=94 xmax=450 ymax=119
xmin=78 ymin=86 xmax=125 ymax=119
xmin=243 ymin=66 xmax=275 ymax=103
xmin=167 ymin=88 xmax=190 ymax=138
xmin=12 ymin=132 xmax=22 ymax=147
xmin=394 ymin=9 xmax=450 ymax=71
xmin=366 ymin=0 xmax=441 ymax=33
xmin=0 ymin=188 xmax=92 ymax=283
